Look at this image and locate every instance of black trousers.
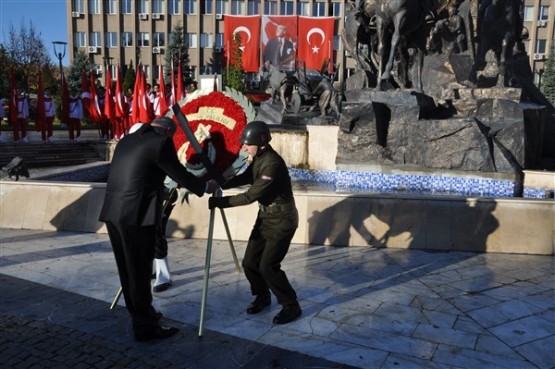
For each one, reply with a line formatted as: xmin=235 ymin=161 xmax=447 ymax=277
xmin=106 ymin=221 xmax=159 ymax=332
xmin=242 ymin=209 xmax=299 ymax=306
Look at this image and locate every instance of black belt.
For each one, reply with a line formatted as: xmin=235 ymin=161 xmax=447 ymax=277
xmin=258 ymin=202 xmax=295 ymax=214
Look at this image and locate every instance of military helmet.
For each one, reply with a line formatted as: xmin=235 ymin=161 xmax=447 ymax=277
xmin=240 ymin=121 xmax=272 ymax=146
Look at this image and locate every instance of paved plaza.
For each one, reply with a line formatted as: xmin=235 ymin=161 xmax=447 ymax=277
xmin=0 ymin=228 xmax=553 ymax=368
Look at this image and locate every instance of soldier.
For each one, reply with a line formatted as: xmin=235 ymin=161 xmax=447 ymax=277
xmin=208 ymin=121 xmax=302 ymax=325
xmin=14 ymin=89 xmax=30 ymax=143
xmin=42 ymin=88 xmax=56 ymax=142
xmin=68 ymin=91 xmax=84 ymax=142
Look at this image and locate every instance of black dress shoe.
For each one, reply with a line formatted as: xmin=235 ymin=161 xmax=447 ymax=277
xmin=134 ymin=326 xmax=179 ymax=342
xmin=272 ymin=303 xmax=302 ymax=324
xmin=246 ymin=294 xmax=271 ymax=314
xmin=153 ymin=282 xmax=172 ymax=293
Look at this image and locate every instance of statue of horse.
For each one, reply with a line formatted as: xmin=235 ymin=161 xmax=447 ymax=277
xmin=260 ymin=61 xmax=297 ymax=114
xmin=469 ymin=0 xmax=524 ymax=87
xmin=355 ymin=0 xmax=460 ymax=91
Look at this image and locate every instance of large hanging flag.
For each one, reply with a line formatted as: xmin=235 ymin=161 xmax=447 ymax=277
xmin=35 ymin=74 xmax=46 ymax=132
xmin=297 ymin=16 xmax=335 ymax=71
xmin=223 ymin=15 xmax=261 ymax=72
xmin=261 ymin=16 xmax=298 ymax=72
xmin=104 ymin=65 xmax=116 ymax=123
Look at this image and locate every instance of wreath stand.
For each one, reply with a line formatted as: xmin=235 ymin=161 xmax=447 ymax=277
xmin=109 ymin=205 xmax=241 ymax=336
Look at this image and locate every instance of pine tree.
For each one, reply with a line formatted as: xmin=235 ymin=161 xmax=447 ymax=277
xmin=67 ymin=51 xmax=93 ymax=95
xmin=540 ymin=46 xmax=555 ymax=107
xmin=222 ymin=32 xmax=245 ymax=93
xmin=164 ymin=23 xmax=191 ymax=84
xmin=123 ymin=60 xmax=135 ymax=96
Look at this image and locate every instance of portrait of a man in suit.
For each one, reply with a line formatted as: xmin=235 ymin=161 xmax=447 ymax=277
xmin=263 ymin=24 xmax=295 ymax=72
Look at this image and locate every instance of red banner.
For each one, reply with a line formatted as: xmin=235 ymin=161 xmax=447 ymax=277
xmin=157 ymin=64 xmax=169 ymax=117
xmin=261 ymin=16 xmax=297 ymax=72
xmin=224 ymin=15 xmax=261 ymax=73
xmin=89 ymin=73 xmax=103 ymax=123
xmin=115 ymin=66 xmax=126 ymax=119
xmin=297 ymin=17 xmax=335 ymax=71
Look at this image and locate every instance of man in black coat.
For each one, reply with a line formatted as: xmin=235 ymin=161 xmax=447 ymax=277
xmin=99 ymin=117 xmax=216 ymax=341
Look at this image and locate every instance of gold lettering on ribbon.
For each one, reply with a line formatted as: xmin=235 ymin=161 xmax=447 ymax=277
xmin=186 ymin=107 xmax=236 ymax=130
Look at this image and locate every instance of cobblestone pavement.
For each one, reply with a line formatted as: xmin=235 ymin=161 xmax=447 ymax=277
xmin=0 ymin=274 xmax=355 ymax=369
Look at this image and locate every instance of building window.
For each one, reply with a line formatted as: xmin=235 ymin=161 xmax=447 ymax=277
xmin=296 ymin=1 xmax=309 ymax=16
xmin=204 ymin=0 xmax=213 ymax=14
xmin=523 ymin=6 xmax=534 ymax=21
xmin=105 ymin=0 xmax=117 ymax=14
xmin=137 ymin=32 xmax=150 ymax=47
xmin=75 ymin=32 xmax=86 ymax=47
xmin=73 ymin=0 xmax=85 ymax=13
xmin=144 ymin=65 xmax=151 ymax=81
xmin=90 ymin=32 xmax=102 ymax=47
xmin=106 ymin=32 xmax=118 ymax=47
xmin=539 ymin=6 xmax=550 ymax=21
xmin=281 ymin=0 xmax=293 ymax=15
xmin=200 ymin=33 xmax=213 ymax=48
xmin=216 ymin=32 xmax=223 ymax=48
xmin=138 ymin=0 xmax=149 ymax=13
xmin=122 ymin=32 xmax=133 ymax=47
xmin=247 ymin=0 xmax=258 ymax=15
xmin=264 ymin=0 xmax=277 ymax=15
xmin=153 ymin=32 xmax=165 ymax=47
xmin=331 ymin=2 xmax=341 ymax=17
xmin=89 ymin=0 xmax=100 ymax=13
xmin=121 ymin=0 xmax=132 ymax=14
xmin=153 ymin=0 xmax=164 ymax=13
xmin=535 ymin=39 xmax=547 ymax=54
xmin=186 ymin=32 xmax=198 ymax=48
xmin=312 ymin=2 xmax=326 ymax=16
xmin=184 ymin=0 xmax=197 ymax=14
xmin=230 ymin=0 xmax=244 ymax=15
xmin=169 ymin=0 xmax=180 ymax=14
xmin=216 ymin=0 xmax=228 ymax=15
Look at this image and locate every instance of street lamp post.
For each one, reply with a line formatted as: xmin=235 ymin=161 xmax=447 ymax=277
xmin=52 ymin=41 xmax=67 ymax=124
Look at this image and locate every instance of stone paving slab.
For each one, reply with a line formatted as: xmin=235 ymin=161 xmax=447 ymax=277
xmin=0 ymin=228 xmax=554 ymax=369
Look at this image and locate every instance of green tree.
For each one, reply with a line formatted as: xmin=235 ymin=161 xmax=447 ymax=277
xmin=222 ymin=32 xmax=245 ymax=93
xmin=5 ymin=19 xmax=52 ymax=93
xmin=164 ymin=23 xmax=191 ymax=84
xmin=123 ymin=60 xmax=136 ymax=96
xmin=67 ymin=51 xmax=94 ymax=95
xmin=540 ymin=46 xmax=555 ymax=106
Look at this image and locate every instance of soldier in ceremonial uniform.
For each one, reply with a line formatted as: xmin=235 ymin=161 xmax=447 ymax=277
xmin=42 ymin=88 xmax=56 ymax=142
xmin=208 ymin=121 xmax=302 ymax=325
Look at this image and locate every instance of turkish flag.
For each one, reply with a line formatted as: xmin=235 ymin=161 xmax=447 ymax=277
xmin=115 ymin=66 xmax=126 ymax=119
xmin=138 ymin=65 xmax=154 ymax=123
xmin=158 ymin=64 xmax=169 ymax=117
xmin=9 ymin=71 xmax=18 ymax=124
xmin=89 ymin=73 xmax=103 ymax=123
xmin=176 ymin=57 xmax=183 ymax=101
xmin=297 ymin=16 xmax=335 ymax=71
xmin=104 ymin=65 xmax=116 ymax=123
xmin=224 ymin=15 xmax=261 ymax=72
xmin=35 ymin=74 xmax=45 ymax=132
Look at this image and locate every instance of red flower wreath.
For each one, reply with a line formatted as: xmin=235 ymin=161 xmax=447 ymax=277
xmin=169 ymin=90 xmax=248 ymax=180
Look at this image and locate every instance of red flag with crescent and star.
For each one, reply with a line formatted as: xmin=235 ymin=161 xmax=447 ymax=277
xmin=297 ymin=16 xmax=335 ymax=70
xmin=224 ymin=15 xmax=261 ymax=72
